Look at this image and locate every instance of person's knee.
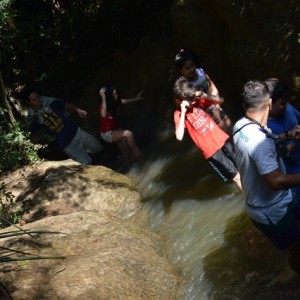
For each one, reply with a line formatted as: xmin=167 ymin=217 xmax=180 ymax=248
xmin=124 ymin=130 xmax=134 ymax=139
xmin=69 ymin=154 xmax=92 ymax=165
xmin=80 ymin=157 xmax=93 ymax=165
xmin=64 ymin=147 xmax=93 ymax=165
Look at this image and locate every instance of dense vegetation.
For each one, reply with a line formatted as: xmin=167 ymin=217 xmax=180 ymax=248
xmin=1 ymin=0 xmax=172 ymax=97
xmin=0 ymin=0 xmax=172 ymax=166
xmin=0 ymin=0 xmax=172 ymax=223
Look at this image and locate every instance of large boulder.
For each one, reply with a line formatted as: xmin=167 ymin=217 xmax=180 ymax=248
xmin=1 ymin=211 xmax=180 ymax=299
xmin=0 ymin=160 xmax=180 ymax=299
xmin=2 ymin=160 xmax=143 ymax=222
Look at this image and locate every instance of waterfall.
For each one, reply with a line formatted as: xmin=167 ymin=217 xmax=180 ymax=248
xmin=127 ymin=129 xmax=300 ymax=299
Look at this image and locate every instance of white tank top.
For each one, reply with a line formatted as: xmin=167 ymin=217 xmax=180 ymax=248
xmin=190 ymin=68 xmax=209 ymax=92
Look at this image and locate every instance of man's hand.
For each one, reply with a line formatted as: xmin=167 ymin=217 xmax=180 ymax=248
xmin=76 ymin=108 xmax=87 ymax=119
xmin=288 ymin=125 xmax=300 ymax=141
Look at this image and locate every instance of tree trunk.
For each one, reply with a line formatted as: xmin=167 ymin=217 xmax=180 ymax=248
xmin=0 ymin=70 xmax=16 ymax=124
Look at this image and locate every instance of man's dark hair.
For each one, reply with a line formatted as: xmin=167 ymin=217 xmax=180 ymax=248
xmin=173 ymin=76 xmax=196 ymax=101
xmin=19 ymin=84 xmax=38 ymax=105
xmin=265 ymin=78 xmax=289 ymax=103
xmin=242 ymin=80 xmax=270 ymax=110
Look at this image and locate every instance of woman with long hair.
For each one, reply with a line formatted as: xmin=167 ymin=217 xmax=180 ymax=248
xmin=98 ymin=85 xmax=144 ymax=166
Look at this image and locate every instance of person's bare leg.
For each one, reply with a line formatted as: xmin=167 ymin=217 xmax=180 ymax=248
xmin=119 ymin=130 xmax=142 ymax=161
xmin=232 ymin=172 xmax=243 ymax=192
xmin=112 ymin=129 xmax=142 ymax=162
xmin=116 ymin=139 xmax=131 ymax=165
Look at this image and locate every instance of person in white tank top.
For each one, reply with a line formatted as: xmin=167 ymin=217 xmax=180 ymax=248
xmin=190 ymin=68 xmax=209 ymax=91
xmin=174 ymin=49 xmax=233 ymax=135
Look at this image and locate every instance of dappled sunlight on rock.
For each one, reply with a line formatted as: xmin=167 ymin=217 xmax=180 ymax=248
xmin=0 ymin=212 xmax=180 ymax=299
xmin=1 ymin=160 xmax=142 ymax=223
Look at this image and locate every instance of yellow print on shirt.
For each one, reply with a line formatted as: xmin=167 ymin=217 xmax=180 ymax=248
xmin=43 ymin=111 xmax=64 ymax=133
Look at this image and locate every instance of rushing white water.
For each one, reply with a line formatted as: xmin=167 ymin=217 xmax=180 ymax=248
xmin=128 ymin=130 xmax=300 ymax=299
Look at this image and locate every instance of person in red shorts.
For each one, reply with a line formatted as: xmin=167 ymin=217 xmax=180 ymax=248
xmin=173 ymin=76 xmax=242 ymax=192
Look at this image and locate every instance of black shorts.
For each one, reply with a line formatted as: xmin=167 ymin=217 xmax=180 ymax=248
xmin=207 ymin=140 xmax=238 ymax=182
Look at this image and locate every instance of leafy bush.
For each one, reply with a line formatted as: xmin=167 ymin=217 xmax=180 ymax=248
xmin=0 ymin=182 xmax=23 ymax=228
xmin=0 ymin=108 xmax=43 ymax=174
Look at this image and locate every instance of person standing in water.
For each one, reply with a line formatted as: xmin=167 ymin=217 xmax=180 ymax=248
xmin=175 ymin=49 xmax=233 ymax=134
xmin=266 ymin=78 xmax=300 ymax=204
xmin=266 ymin=78 xmax=300 ymax=175
xmin=98 ymin=85 xmax=144 ymax=166
xmin=233 ymin=80 xmax=300 ymax=274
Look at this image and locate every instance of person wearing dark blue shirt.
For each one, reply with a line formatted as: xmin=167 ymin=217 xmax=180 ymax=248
xmin=25 ymin=90 xmax=102 ymax=165
xmin=266 ymin=78 xmax=300 ymax=175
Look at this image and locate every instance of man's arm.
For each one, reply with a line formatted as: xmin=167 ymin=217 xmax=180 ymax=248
xmin=263 ymin=169 xmax=300 ymax=190
xmin=65 ymin=102 xmax=87 ymax=119
xmin=276 ymin=125 xmax=300 ymax=142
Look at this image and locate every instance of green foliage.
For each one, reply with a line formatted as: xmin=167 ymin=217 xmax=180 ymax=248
xmin=0 ymin=225 xmax=66 ymax=263
xmin=0 ymin=182 xmax=23 ymax=228
xmin=0 ymin=0 xmax=12 ymax=30
xmin=0 ymin=217 xmax=66 ymax=299
xmin=0 ymin=0 xmax=15 ymax=73
xmin=0 ymin=108 xmax=43 ymax=174
xmin=0 ymin=182 xmax=15 ymax=224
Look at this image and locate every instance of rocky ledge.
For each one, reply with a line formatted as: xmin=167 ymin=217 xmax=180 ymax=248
xmin=0 ymin=160 xmax=180 ymax=299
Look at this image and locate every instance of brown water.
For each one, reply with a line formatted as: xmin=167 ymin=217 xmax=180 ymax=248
xmin=128 ymin=130 xmax=300 ymax=300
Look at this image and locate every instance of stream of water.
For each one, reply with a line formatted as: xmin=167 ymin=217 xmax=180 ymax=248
xmin=127 ymin=130 xmax=300 ymax=300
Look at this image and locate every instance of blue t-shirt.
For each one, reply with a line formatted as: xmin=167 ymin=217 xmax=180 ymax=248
xmin=267 ymin=104 xmax=300 ymax=174
xmin=28 ymin=97 xmax=78 ymax=149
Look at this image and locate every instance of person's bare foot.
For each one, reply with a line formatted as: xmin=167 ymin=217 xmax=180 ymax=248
xmin=131 ymin=150 xmax=144 ymax=161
